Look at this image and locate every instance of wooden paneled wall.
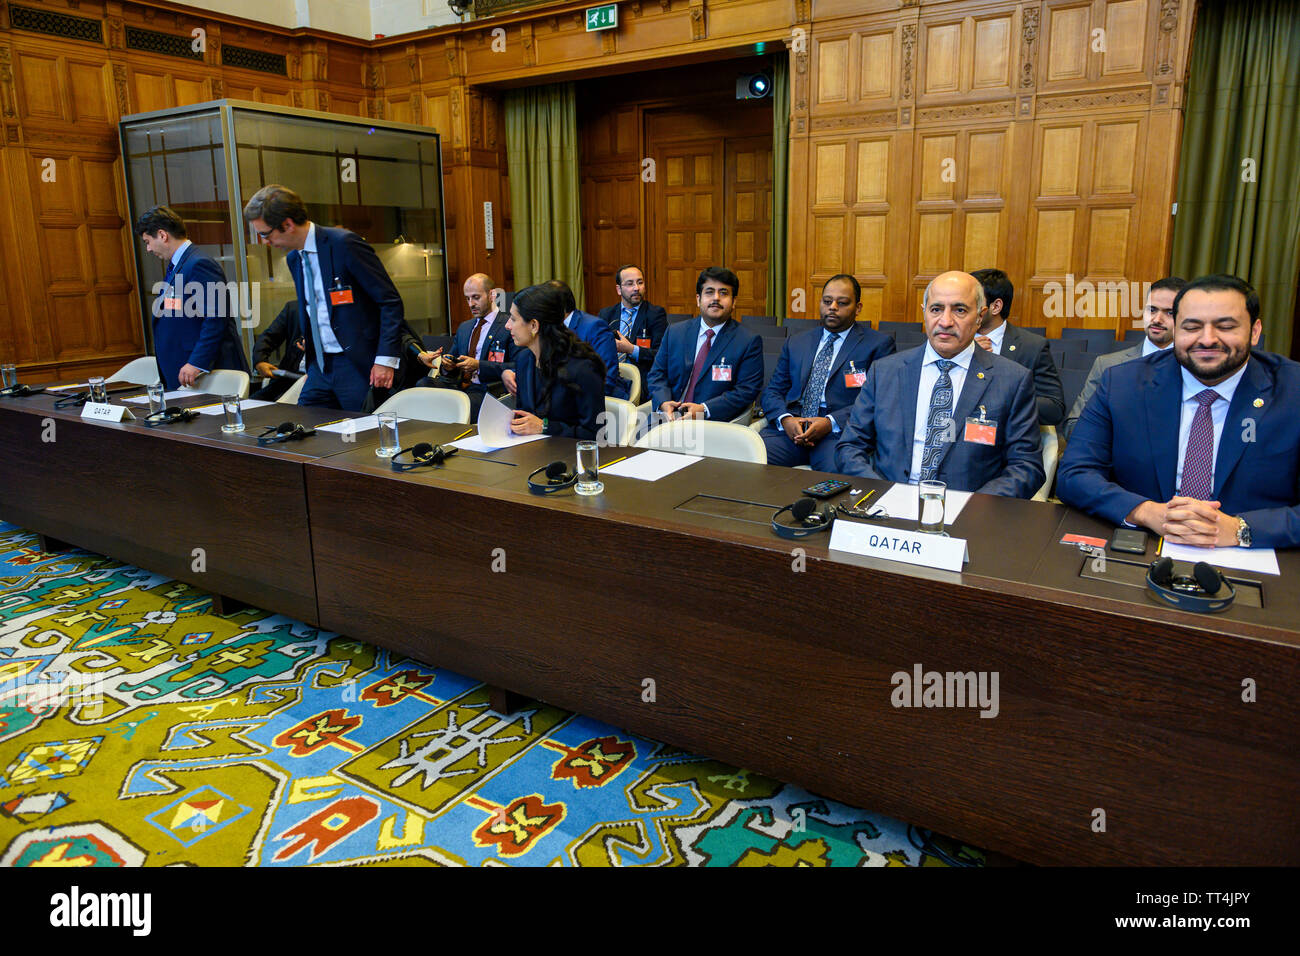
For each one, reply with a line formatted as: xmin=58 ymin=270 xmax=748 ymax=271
xmin=1 ymin=0 xmax=1195 ymax=380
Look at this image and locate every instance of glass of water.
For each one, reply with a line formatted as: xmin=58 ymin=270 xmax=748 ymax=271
xmin=918 ymin=480 xmax=946 ymax=534
xmin=147 ymin=382 xmax=166 ymax=414
xmin=575 ymin=440 xmax=604 ymax=496
xmin=1 ymin=364 xmax=16 ymax=389
xmin=88 ymin=376 xmax=108 ymax=404
xmin=221 ymin=394 xmax=244 ymax=433
xmin=376 ymin=412 xmax=400 ymax=457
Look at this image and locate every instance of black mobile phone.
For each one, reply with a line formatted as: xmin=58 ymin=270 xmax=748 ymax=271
xmin=1110 ymin=528 xmax=1148 ymax=554
xmin=802 ymin=479 xmax=851 ymax=499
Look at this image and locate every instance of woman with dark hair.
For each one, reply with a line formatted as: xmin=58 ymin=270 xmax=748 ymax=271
xmin=507 ymin=283 xmax=607 ymax=439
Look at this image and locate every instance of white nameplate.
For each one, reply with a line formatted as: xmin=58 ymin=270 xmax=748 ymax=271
xmin=81 ymin=402 xmax=133 ymax=423
xmin=829 ymin=520 xmax=968 ymax=572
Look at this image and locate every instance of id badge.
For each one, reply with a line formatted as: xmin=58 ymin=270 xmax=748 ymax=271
xmin=711 ymin=364 xmax=732 ymax=382
xmin=964 ymin=417 xmax=997 ymax=445
xmin=329 ymin=287 xmax=354 ymax=306
xmin=844 ymin=370 xmax=866 ymax=387
xmin=487 ymin=349 xmax=506 ymax=363
xmin=636 ymin=337 xmax=652 ymax=348
xmin=164 ymin=297 xmax=183 ymax=312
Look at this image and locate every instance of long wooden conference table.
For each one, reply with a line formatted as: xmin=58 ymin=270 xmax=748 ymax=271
xmin=2 ymin=388 xmax=1297 ymax=866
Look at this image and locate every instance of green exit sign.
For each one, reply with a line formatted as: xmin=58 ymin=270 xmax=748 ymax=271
xmin=586 ymin=4 xmax=618 ymax=32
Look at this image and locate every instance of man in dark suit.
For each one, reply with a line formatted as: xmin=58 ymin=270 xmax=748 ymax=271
xmin=136 ymin=205 xmax=248 ymax=389
xmin=250 ymin=300 xmax=305 ymax=401
xmin=646 ymin=266 xmax=764 ymax=422
xmin=427 ymin=273 xmax=519 ymax=419
xmin=759 ymin=274 xmax=895 ymax=471
xmin=1057 ymin=274 xmax=1300 ymax=549
xmin=544 ymin=280 xmax=628 ymax=399
xmin=834 ymin=270 xmax=1044 ymax=497
xmin=969 ymin=268 xmax=1065 ymax=426
xmin=597 ymin=264 xmax=668 ymax=393
xmin=242 ymin=184 xmax=403 ymax=411
xmin=1060 ymin=276 xmax=1185 ymax=442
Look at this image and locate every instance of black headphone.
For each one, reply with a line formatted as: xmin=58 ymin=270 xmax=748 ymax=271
xmin=1146 ymin=557 xmax=1236 ymax=613
xmin=142 ymin=406 xmax=200 ymax=427
xmin=53 ymin=390 xmax=92 ymax=409
xmin=771 ymin=497 xmax=836 ymax=539
xmin=527 ymin=460 xmax=577 ymax=494
xmin=391 ymin=442 xmax=458 ymax=472
xmin=0 ymin=384 xmax=45 ymax=398
xmin=256 ymin=421 xmax=316 ymax=444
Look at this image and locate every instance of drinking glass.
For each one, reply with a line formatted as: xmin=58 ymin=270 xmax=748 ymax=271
xmin=1 ymin=364 xmax=16 ymax=389
xmin=918 ymin=480 xmax=946 ymax=534
xmin=147 ymin=382 xmax=166 ymax=414
xmin=88 ymin=376 xmax=108 ymax=404
xmin=221 ymin=395 xmax=244 ymax=433
xmin=376 ymin=413 xmax=400 ymax=457
xmin=576 ymin=440 xmax=604 ymax=496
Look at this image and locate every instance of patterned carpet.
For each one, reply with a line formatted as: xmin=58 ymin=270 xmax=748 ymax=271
xmin=0 ymin=521 xmax=988 ymax=867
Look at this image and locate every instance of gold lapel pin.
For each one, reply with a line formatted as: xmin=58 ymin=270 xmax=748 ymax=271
xmin=977 ymin=371 xmax=985 ymax=379
xmin=1253 ymin=398 xmax=1264 ymax=407
xmin=1008 ymin=344 xmax=1016 ymax=351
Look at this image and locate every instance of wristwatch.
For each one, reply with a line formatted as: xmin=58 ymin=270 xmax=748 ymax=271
xmin=1235 ymin=516 xmax=1252 ymax=548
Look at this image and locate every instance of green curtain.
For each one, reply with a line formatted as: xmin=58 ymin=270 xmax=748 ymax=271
xmin=504 ymin=82 xmax=585 ymax=307
xmin=1171 ymin=0 xmax=1300 ymax=355
xmin=768 ymin=56 xmax=790 ymax=321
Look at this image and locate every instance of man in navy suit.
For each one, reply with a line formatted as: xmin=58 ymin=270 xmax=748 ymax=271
xmin=1058 ymin=274 xmax=1300 ymax=549
xmin=646 ymin=266 xmax=764 ymax=422
xmin=834 ymin=270 xmax=1044 ymax=497
xmin=759 ymin=274 xmax=895 ymax=471
xmin=243 ymin=184 xmax=403 ymax=411
xmin=427 ymin=273 xmax=519 ymax=419
xmin=597 ymin=265 xmax=668 ymax=392
xmin=970 ymin=268 xmax=1065 ymax=425
xmin=543 ymin=280 xmax=627 ymax=399
xmin=136 ymin=205 xmax=248 ymax=389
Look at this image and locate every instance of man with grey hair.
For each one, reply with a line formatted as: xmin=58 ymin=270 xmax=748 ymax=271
xmin=834 ymin=270 xmax=1044 ymax=497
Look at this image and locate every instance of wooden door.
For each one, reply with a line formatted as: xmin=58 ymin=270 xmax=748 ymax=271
xmin=650 ymin=140 xmax=724 ymax=316
xmin=725 ymin=136 xmax=772 ymax=317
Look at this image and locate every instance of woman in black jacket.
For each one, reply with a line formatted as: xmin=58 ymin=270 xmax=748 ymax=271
xmin=507 ymin=283 xmax=606 ymax=440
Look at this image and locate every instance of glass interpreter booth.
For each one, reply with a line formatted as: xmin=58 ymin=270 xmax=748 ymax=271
xmin=119 ymin=101 xmax=450 ymax=362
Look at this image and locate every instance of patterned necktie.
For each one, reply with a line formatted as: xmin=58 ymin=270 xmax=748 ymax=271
xmin=919 ymin=359 xmax=956 ymax=482
xmin=681 ymin=328 xmax=715 ymax=404
xmin=800 ymin=332 xmax=838 ymax=418
xmin=1180 ymin=388 xmax=1221 ymax=499
xmin=301 ymin=251 xmax=325 ymax=371
xmin=619 ymin=308 xmax=634 ymax=363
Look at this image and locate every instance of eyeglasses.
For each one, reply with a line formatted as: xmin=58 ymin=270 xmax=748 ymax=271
xmin=254 ymin=227 xmax=275 ymax=240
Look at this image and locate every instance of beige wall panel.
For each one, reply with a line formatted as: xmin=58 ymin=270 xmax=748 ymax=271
xmin=963 ymin=211 xmax=1001 ymax=270
xmin=1087 ymin=207 xmax=1131 ymax=274
xmin=924 ymin=23 xmax=962 ymax=94
xmin=814 ymin=216 xmax=845 ymax=274
xmin=42 ymin=227 xmax=85 ymax=285
xmin=920 ymin=135 xmax=956 ymax=201
xmin=854 ymin=214 xmax=887 ymax=275
xmin=972 ymin=15 xmax=1013 ymax=90
xmin=426 ymin=94 xmax=450 ymax=135
xmin=1034 ymin=209 xmax=1076 ymax=273
xmin=967 ymin=131 xmax=1006 ymax=199
xmin=817 ymin=38 xmax=850 ymax=104
xmin=18 ymin=54 xmax=63 ymax=121
xmin=815 ymin=143 xmax=847 ymax=204
xmin=1093 ymin=121 xmax=1139 ymax=193
xmin=860 ymin=32 xmax=894 ymax=99
xmin=856 ymin=140 xmax=889 ymax=203
xmin=1040 ymin=126 xmax=1082 ymax=196
xmin=917 ymin=212 xmax=952 ymax=274
xmin=1046 ymin=4 xmax=1091 ymax=82
xmin=1103 ymin=0 xmax=1147 ymax=75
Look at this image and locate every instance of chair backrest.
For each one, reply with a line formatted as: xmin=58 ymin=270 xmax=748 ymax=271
xmin=762 ymin=349 xmax=782 ymax=387
xmin=741 ymin=315 xmax=780 ymax=328
xmin=109 ymin=356 xmax=160 ymax=386
xmin=617 ymin=362 xmax=642 ymax=406
xmin=194 ymin=369 xmax=249 ymax=399
xmin=373 ymin=386 xmax=471 ymax=424
xmin=1060 ymin=368 xmax=1089 ymax=411
xmin=276 ymin=374 xmax=307 ymax=404
xmin=1033 ymin=425 xmax=1059 ymax=502
xmin=1048 ymin=336 xmax=1089 ymax=352
xmin=635 ymin=419 xmax=767 ymax=464
xmin=667 ymin=312 xmax=693 ymax=325
xmin=602 ymin=396 xmax=638 ymax=446
xmin=422 ymin=334 xmax=453 ymax=354
xmin=1059 ymin=327 xmax=1119 ymax=352
xmin=1022 ymin=326 xmax=1047 ymax=337
xmin=783 ymin=318 xmax=822 ymax=334
xmin=1061 ymin=350 xmax=1097 ymax=371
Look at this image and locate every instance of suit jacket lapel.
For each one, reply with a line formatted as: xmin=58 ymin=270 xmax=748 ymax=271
xmin=936 ymin=348 xmax=994 ymax=471
xmin=827 ymin=324 xmax=864 ymax=381
xmin=900 ymin=347 xmax=924 ymax=448
xmin=690 ymin=319 xmax=733 ymax=389
xmin=1145 ymin=355 xmax=1181 ymax=501
xmin=315 ymin=229 xmax=335 ymax=305
xmin=1213 ymin=358 xmax=1272 ymax=498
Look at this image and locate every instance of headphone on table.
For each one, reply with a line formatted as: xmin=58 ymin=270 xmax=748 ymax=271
xmin=1146 ymin=557 xmax=1236 ymax=613
xmin=0 ymin=385 xmax=45 ymax=398
xmin=771 ymin=497 xmax=836 ymax=540
xmin=256 ymin=421 xmax=316 ymax=444
xmin=527 ymin=460 xmax=577 ymax=495
xmin=142 ymin=406 xmax=199 ymax=427
xmin=53 ymin=390 xmax=92 ymax=409
xmin=390 ymin=442 xmax=458 ymax=472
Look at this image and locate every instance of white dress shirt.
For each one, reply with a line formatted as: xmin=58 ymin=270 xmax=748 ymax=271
xmin=690 ymin=317 xmax=729 ymax=419
xmin=619 ymin=303 xmax=642 ymax=362
xmin=301 ymin=223 xmax=398 ymax=368
xmin=1175 ymin=359 xmax=1249 ymax=495
xmin=1141 ymin=337 xmax=1169 ymax=357
xmin=910 ymin=340 xmax=977 ymax=482
xmin=466 ymin=309 xmax=498 ymax=384
xmin=168 ymin=239 xmax=192 ymax=275
xmin=777 ymin=327 xmax=849 ymax=431
xmin=983 ymin=321 xmax=1008 ymax=354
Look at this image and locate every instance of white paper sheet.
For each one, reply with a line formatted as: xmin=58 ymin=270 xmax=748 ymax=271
xmin=476 ymin=393 xmax=551 ymax=448
xmin=123 ymin=389 xmax=197 ymax=404
xmin=1160 ymin=540 xmax=1280 ymax=576
xmin=449 ymin=433 xmax=546 ymax=453
xmin=600 ymin=449 xmax=702 ymax=481
xmin=192 ymin=399 xmax=273 ymax=416
xmin=865 ymin=482 xmax=973 ymax=523
xmin=314 ymin=415 xmax=407 ymax=435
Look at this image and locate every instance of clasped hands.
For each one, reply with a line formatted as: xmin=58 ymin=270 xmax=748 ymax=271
xmin=1127 ymin=496 xmax=1240 ymax=548
xmin=782 ymin=415 xmax=832 ymax=447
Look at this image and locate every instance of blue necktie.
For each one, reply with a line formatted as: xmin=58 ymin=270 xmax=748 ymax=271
xmin=619 ymin=308 xmax=634 ymax=363
xmin=919 ymin=359 xmax=956 ymax=482
xmin=800 ymin=332 xmax=838 ymax=418
xmin=302 ymin=251 xmax=326 ymax=371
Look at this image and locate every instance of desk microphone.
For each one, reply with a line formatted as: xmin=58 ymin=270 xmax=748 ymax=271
xmin=0 ymin=384 xmax=46 ymax=398
xmin=772 ymin=497 xmax=835 ymax=539
xmin=143 ymin=406 xmax=200 ymax=427
xmin=256 ymin=421 xmax=316 ymax=444
xmin=527 ymin=460 xmax=577 ymax=494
